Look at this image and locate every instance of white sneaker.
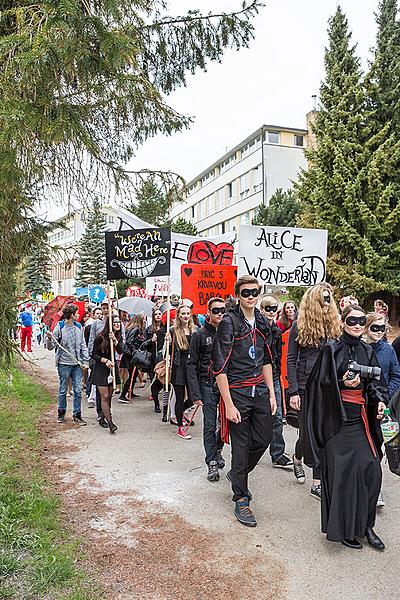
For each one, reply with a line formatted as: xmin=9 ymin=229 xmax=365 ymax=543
xmin=376 ymin=491 xmax=385 ymax=507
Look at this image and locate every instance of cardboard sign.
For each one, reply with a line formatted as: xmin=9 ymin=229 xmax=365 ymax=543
xmin=105 ymin=228 xmax=171 ymax=280
xmin=238 ymin=225 xmax=327 ymax=287
xmin=180 ymin=264 xmax=237 ymax=313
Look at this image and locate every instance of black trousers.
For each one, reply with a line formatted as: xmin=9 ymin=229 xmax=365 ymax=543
xmin=229 ymin=388 xmax=272 ymax=502
xmin=121 ymin=365 xmax=139 ymax=398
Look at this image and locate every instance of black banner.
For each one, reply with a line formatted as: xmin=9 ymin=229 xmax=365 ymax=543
xmin=105 ymin=228 xmax=171 ymax=280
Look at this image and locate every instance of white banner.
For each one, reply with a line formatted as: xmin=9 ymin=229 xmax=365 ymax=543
xmin=113 ymin=208 xmax=235 ymax=295
xmin=238 ymin=225 xmax=327 ymax=287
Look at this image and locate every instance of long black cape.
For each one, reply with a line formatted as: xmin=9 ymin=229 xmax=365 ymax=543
xmin=303 ymin=339 xmax=387 ymax=468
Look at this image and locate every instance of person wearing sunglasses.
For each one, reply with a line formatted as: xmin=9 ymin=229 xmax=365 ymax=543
xmin=304 ymin=305 xmax=387 ymax=551
xmin=187 ymin=298 xmax=226 ymax=482
xmin=287 ymin=283 xmax=341 ymax=500
xmin=365 ymin=312 xmax=400 ymax=508
xmin=260 ymin=296 xmax=293 ymax=470
xmin=212 ymin=275 xmax=276 ymax=528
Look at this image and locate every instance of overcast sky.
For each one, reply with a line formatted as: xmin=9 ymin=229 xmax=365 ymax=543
xmin=45 ymin=0 xmax=380 ymax=220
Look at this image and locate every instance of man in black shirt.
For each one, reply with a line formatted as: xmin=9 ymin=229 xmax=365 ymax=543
xmin=187 ymin=298 xmax=226 ymax=482
xmin=212 ymin=275 xmax=276 ymax=527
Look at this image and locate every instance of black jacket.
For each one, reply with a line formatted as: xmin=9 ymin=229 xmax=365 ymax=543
xmin=144 ymin=325 xmax=165 ymax=363
xmin=287 ymin=320 xmax=325 ymax=396
xmin=264 ymin=319 xmax=282 ymax=380
xmin=187 ymin=320 xmax=217 ymax=401
xmin=303 ymin=336 xmax=388 ymax=468
xmin=212 ymin=306 xmax=271 ymax=395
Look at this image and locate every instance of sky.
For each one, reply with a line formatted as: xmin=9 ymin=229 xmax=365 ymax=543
xmin=44 ymin=0 xmax=380 ymax=220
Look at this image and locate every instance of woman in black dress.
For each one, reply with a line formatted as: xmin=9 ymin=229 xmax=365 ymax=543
xmin=91 ymin=315 xmax=125 ymax=433
xmin=166 ymin=304 xmax=197 ymax=440
xmin=305 ymin=305 xmax=387 ymax=550
xmin=145 ymin=308 xmax=165 ymax=413
xmin=118 ymin=314 xmax=148 ymax=402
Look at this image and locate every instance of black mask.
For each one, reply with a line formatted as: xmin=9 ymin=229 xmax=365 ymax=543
xmin=211 ymin=307 xmax=226 ymax=315
xmin=345 ymin=316 xmax=366 ymax=327
xmin=369 ymin=323 xmax=386 ymax=333
xmin=323 ymin=294 xmax=331 ymax=304
xmin=264 ymin=305 xmax=278 ymax=312
xmin=240 ymin=288 xmax=260 ymax=298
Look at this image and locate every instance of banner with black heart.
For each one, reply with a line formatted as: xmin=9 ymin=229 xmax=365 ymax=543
xmin=181 ymin=263 xmax=237 ymax=313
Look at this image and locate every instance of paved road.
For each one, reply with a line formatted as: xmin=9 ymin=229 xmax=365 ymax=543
xmin=28 ymin=347 xmax=400 ymax=599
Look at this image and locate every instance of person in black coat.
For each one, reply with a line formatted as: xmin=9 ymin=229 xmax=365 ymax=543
xmin=304 ymin=305 xmax=387 ymax=550
xmin=287 ymin=283 xmax=341 ymax=499
xmin=187 ymin=297 xmax=226 ymax=482
xmin=144 ymin=308 xmax=165 ymax=413
xmin=118 ymin=314 xmax=148 ymax=402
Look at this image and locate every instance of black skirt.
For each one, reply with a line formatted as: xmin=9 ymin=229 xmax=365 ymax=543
xmin=320 ymin=403 xmax=382 ymax=542
xmin=91 ymin=361 xmax=121 ymax=387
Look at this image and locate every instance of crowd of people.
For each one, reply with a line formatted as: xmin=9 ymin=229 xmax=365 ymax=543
xmin=35 ymin=278 xmax=400 ymax=551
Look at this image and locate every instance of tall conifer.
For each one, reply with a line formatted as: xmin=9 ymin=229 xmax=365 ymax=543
xmin=75 ymin=200 xmax=107 ymax=287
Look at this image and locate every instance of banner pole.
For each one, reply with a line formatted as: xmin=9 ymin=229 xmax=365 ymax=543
xmin=164 ymin=276 xmax=171 ymax=401
xmin=107 ymin=280 xmax=116 ymax=390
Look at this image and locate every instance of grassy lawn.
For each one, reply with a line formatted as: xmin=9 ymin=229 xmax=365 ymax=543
xmin=0 ymin=368 xmax=102 ymax=600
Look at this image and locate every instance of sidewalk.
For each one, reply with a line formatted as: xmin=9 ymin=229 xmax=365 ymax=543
xmin=25 ymin=346 xmax=400 ymax=599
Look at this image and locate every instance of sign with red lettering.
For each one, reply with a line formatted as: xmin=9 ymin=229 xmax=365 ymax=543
xmin=181 ymin=264 xmax=237 ymax=313
xmin=126 ymin=286 xmax=147 ymax=298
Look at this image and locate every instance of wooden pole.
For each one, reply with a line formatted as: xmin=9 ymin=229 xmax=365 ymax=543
xmin=107 ymin=281 xmax=116 ymax=390
xmin=164 ymin=276 xmax=171 ymax=397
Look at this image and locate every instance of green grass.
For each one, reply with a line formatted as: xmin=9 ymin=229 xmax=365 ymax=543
xmin=0 ymin=368 xmax=103 ymax=600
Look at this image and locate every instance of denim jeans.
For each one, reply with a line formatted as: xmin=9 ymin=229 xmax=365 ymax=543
xmin=269 ymin=379 xmax=285 ymax=461
xmin=201 ymin=384 xmax=224 ymax=464
xmin=57 ymin=364 xmax=82 ymax=415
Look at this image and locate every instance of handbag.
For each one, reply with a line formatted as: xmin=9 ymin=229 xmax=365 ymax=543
xmin=155 ymin=335 xmax=175 ymax=385
xmin=130 ymin=343 xmax=152 ymax=369
xmin=284 ymin=388 xmax=299 ymax=429
xmin=385 ymin=432 xmax=400 ymax=476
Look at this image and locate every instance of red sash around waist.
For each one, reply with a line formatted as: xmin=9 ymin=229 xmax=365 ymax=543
xmin=219 ymin=373 xmax=266 ymax=444
xmin=341 ymin=389 xmax=377 ymax=457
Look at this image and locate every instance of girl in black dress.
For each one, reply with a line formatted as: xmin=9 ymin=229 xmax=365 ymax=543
xmin=91 ymin=315 xmax=125 ymax=433
xmin=166 ymin=305 xmax=197 ymax=440
xmin=145 ymin=308 xmax=165 ymax=413
xmin=305 ymin=305 xmax=387 ymax=550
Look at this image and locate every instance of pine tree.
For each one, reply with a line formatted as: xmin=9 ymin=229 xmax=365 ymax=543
xmin=75 ymin=200 xmax=107 ymax=287
xmin=170 ymin=217 xmax=198 ymax=235
xmin=296 ymin=6 xmax=400 ymax=300
xmin=24 ymin=246 xmax=52 ymax=295
xmin=0 ymin=0 xmax=262 ymax=362
xmin=252 ymin=188 xmax=300 ymax=227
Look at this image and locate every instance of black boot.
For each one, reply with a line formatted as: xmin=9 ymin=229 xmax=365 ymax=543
xmin=154 ymin=400 xmax=161 ymax=413
xmin=57 ymin=409 xmax=66 ymax=423
xmin=365 ymin=528 xmax=385 ymax=551
xmin=98 ymin=412 xmax=108 ymax=428
xmin=73 ymin=412 xmax=87 ymax=426
xmin=109 ymin=422 xmax=118 ymax=434
xmin=162 ymin=403 xmax=168 ymax=422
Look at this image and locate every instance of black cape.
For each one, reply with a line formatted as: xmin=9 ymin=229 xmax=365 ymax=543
xmin=303 ymin=339 xmax=387 ymax=469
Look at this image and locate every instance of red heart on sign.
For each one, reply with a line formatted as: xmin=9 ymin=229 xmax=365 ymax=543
xmin=187 ymin=241 xmax=234 ymax=265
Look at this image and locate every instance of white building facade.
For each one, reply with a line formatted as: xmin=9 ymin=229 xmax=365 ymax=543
xmin=171 ymin=124 xmax=308 ymax=236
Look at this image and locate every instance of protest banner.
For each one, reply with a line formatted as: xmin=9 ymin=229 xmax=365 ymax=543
xmin=181 ymin=264 xmax=237 ymax=313
xmin=238 ymin=225 xmax=327 ymax=287
xmin=146 ymin=233 xmax=235 ymax=295
xmin=105 ymin=227 xmax=171 ymax=280
xmin=126 ymin=286 xmax=147 ymax=298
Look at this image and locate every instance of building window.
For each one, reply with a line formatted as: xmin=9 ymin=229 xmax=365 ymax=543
xmin=220 ymin=154 xmax=235 ymax=174
xmin=216 ymin=188 xmax=225 ymax=211
xmin=241 ymin=212 xmax=250 ymax=225
xmin=198 ymin=199 xmax=206 ymax=220
xmin=240 ymin=173 xmax=249 ymax=195
xmin=108 ymin=216 xmax=114 ymax=223
xmin=294 ymin=134 xmax=304 ymax=147
xmin=253 ymin=165 xmax=262 ymax=189
xmin=225 ymin=218 xmax=236 ymax=232
xmin=191 ymin=205 xmax=195 ymax=219
xmin=227 ymin=182 xmax=233 ymax=198
xmin=267 ymin=131 xmax=280 ymax=144
xmin=241 ymin=139 xmax=256 ymax=159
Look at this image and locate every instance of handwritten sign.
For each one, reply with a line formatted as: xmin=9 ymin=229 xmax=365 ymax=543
xmin=105 ymin=228 xmax=171 ymax=280
xmin=181 ymin=264 xmax=237 ymax=313
xmin=126 ymin=286 xmax=147 ymax=298
xmin=238 ymin=225 xmax=327 ymax=287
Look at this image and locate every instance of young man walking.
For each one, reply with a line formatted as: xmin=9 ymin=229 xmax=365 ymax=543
xmin=212 ymin=275 xmax=276 ymax=527
xmin=47 ymin=304 xmax=89 ymax=425
xmin=260 ymin=296 xmax=293 ymax=470
xmin=187 ymin=297 xmax=226 ymax=483
xmin=19 ymin=304 xmax=33 ymax=352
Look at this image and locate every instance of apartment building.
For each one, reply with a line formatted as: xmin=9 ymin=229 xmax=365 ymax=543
xmin=171 ymin=122 xmax=309 ymax=236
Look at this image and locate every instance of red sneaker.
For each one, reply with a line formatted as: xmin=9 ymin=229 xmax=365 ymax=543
xmin=177 ymin=426 xmax=191 ymax=440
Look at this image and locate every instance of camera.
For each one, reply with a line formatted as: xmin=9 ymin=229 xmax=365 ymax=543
xmin=347 ymin=361 xmax=381 ymax=381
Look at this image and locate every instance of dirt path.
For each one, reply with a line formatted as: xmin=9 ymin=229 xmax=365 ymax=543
xmin=24 ymin=348 xmax=400 ymax=599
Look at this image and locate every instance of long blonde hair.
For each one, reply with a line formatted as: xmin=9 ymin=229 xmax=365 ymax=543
xmin=173 ymin=305 xmax=196 ymax=350
xmin=296 ymin=283 xmax=341 ymax=347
